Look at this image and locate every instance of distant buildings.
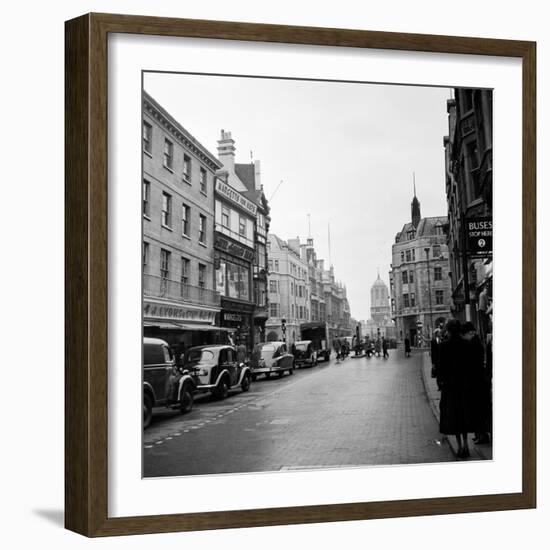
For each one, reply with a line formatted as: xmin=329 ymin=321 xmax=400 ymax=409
xmin=443 ymin=89 xmax=493 ymax=337
xmin=390 ymin=189 xmax=452 ymax=347
xmin=362 ymin=274 xmax=396 ymax=341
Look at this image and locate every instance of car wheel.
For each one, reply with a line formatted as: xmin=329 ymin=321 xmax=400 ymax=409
xmin=251 ymin=373 xmax=257 ymax=382
xmin=216 ymin=378 xmax=229 ymax=400
xmin=180 ymin=383 xmax=194 ymax=414
xmin=289 ymin=367 xmax=294 ymax=375
xmin=241 ymin=374 xmax=251 ymax=392
xmin=143 ymin=393 xmax=153 ymax=429
xmin=265 ymin=372 xmax=271 ymax=379
xmin=278 ymin=370 xmax=285 ymax=378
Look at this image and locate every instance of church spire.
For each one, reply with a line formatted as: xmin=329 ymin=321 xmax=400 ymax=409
xmin=411 ymin=172 xmax=421 ymax=228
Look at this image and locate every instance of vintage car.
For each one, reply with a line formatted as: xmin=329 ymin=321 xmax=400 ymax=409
xmin=249 ymin=342 xmax=295 ymax=379
xmin=143 ymin=337 xmax=196 ymax=429
xmin=184 ymin=345 xmax=252 ymax=399
xmin=292 ymin=340 xmax=318 ymax=368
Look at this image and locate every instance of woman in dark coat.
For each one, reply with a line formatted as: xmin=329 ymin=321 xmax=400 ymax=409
xmin=438 ymin=319 xmax=477 ymax=458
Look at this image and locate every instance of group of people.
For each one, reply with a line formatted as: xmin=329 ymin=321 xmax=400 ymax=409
xmin=431 ymin=319 xmax=492 ymax=459
xmin=332 ymin=336 xmax=389 ymax=362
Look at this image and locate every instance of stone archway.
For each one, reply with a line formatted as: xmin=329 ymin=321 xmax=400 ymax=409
xmin=266 ymin=331 xmax=279 ymax=342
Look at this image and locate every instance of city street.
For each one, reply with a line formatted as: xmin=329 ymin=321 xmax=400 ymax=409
xmin=144 ymin=351 xmax=454 ymax=477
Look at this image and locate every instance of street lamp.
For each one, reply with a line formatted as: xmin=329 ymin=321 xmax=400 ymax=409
xmin=425 ymin=247 xmax=433 ymax=340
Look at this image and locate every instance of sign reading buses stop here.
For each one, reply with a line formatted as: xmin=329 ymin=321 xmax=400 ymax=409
xmin=466 ymin=216 xmax=492 ymax=257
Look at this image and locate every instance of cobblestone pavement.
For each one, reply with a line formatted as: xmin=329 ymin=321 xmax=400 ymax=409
xmin=143 ymin=351 xmax=454 ymax=477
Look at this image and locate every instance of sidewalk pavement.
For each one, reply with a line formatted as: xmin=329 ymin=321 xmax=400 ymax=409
xmin=420 ymin=351 xmax=493 ymax=461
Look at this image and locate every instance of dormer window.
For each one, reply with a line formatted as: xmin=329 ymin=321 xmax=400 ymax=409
xmin=407 ymin=230 xmax=415 ymax=240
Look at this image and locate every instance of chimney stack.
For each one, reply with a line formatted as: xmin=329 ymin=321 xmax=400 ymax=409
xmin=217 ymin=129 xmax=235 ymax=172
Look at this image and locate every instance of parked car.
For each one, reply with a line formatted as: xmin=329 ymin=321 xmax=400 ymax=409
xmin=143 ymin=337 xmax=196 ymax=429
xmin=249 ymin=342 xmax=295 ymax=379
xmin=184 ymin=345 xmax=252 ymax=399
xmin=293 ymin=340 xmax=318 ymax=368
xmin=299 ymin=321 xmax=331 ymax=361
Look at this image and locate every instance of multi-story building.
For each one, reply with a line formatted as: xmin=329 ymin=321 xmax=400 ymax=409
xmin=265 ymin=234 xmax=311 ymax=343
xmin=215 ymin=130 xmax=270 ymax=347
xmin=142 ymin=92 xmax=223 ymax=347
xmin=320 ymin=262 xmax=352 ymax=338
xmin=444 ymin=89 xmax=493 ymax=335
xmin=364 ymin=274 xmax=396 ymax=341
xmin=390 ymin=190 xmax=452 ymax=347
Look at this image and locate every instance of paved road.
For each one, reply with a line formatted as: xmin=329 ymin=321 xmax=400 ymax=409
xmin=143 ymin=351 xmax=454 ymax=477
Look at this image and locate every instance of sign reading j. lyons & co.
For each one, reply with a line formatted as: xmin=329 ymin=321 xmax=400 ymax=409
xmin=144 ymin=300 xmax=216 ymax=324
xmin=466 ymin=216 xmax=493 ymax=257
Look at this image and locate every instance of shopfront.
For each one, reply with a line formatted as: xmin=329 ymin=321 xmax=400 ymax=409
xmin=219 ymin=299 xmax=255 ymax=352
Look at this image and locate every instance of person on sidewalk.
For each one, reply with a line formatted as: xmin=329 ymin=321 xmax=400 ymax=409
xmin=430 ymin=328 xmax=443 ymax=390
xmin=404 ymin=337 xmax=411 ymax=357
xmin=333 ymin=338 xmax=341 ymax=363
xmin=462 ymin=321 xmax=491 ymax=445
xmin=438 ymin=319 xmax=476 ymax=459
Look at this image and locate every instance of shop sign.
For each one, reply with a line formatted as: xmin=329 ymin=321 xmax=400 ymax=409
xmin=216 ymin=179 xmax=257 ymax=216
xmin=215 ymin=233 xmax=255 ymax=262
xmin=144 ymin=300 xmax=216 ymax=324
xmin=466 ymin=216 xmax=492 ymax=257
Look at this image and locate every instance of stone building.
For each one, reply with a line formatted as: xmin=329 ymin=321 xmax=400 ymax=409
xmin=265 ymin=234 xmax=311 ymax=343
xmin=444 ymin=89 xmax=493 ymax=335
xmin=142 ymin=92 xmax=223 ymax=347
xmin=390 ymin=189 xmax=452 ymax=347
xmin=216 ymin=130 xmax=271 ymax=346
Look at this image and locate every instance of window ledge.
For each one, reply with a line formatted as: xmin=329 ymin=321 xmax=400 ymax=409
xmin=161 ymin=224 xmax=173 ymax=232
xmin=143 ymin=214 xmax=151 ymax=221
xmin=199 ymin=241 xmax=208 ymax=248
xmin=200 ymin=191 xmax=208 ymax=197
xmin=182 ymin=233 xmax=191 ymax=240
xmin=143 ymin=150 xmax=153 ymax=158
xmin=163 ymin=164 xmax=174 ymax=174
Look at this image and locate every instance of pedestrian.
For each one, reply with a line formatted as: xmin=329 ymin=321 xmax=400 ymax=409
xmin=438 ymin=319 xmax=477 ymax=459
xmin=461 ymin=322 xmax=491 ymax=445
xmin=382 ymin=337 xmax=389 ymax=358
xmin=404 ymin=337 xmax=411 ymax=357
xmin=333 ymin=338 xmax=341 ymax=363
xmin=374 ymin=338 xmax=381 ymax=357
xmin=430 ymin=329 xmax=443 ymax=390
xmin=363 ymin=337 xmax=370 ymax=358
xmin=236 ymin=342 xmax=247 ymax=365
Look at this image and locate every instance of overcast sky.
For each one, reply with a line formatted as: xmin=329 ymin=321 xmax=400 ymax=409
xmin=144 ymin=73 xmax=451 ymax=321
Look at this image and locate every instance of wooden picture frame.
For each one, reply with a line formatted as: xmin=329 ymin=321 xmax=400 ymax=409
xmin=65 ymin=12 xmax=536 ymax=537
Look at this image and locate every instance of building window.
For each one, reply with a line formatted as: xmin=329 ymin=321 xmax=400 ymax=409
xmin=200 ymin=167 xmax=207 ymax=194
xmin=407 ymin=230 xmax=415 ymax=240
xmin=199 ymin=215 xmax=206 ymax=244
xmin=270 ymin=303 xmax=279 ymax=318
xmin=433 ymin=244 xmax=441 ymax=257
xmin=198 ymin=264 xmax=206 ymax=288
xmin=180 ymin=257 xmax=189 ymax=299
xmin=291 ymin=304 xmax=295 ymax=318
xmin=142 ymin=121 xmax=152 ymax=154
xmin=269 ymin=280 xmax=278 ymax=293
xmin=226 ymin=261 xmax=250 ymax=301
xmin=180 ymin=257 xmax=189 ymax=285
xmin=435 ymin=290 xmax=444 ymax=305
xmin=160 ymin=249 xmax=171 ymax=293
xmin=239 ymin=216 xmax=246 ymax=237
xmin=163 ymin=138 xmax=173 ymax=170
xmin=402 ymin=271 xmax=408 ymax=284
xmin=143 ymin=180 xmax=150 ymax=217
xmin=410 ymin=293 xmax=416 ymax=307
xmin=161 ymin=192 xmax=172 ymax=228
xmin=274 ymin=260 xmax=279 ymax=272
xmin=142 ymin=241 xmax=149 ymax=268
xmin=405 ymin=250 xmax=411 ymax=262
xmin=409 ymin=271 xmax=414 ymax=284
xmin=412 ymin=249 xmax=416 ymax=261
xmin=268 ymin=259 xmax=273 ymax=272
xmin=401 ymin=251 xmax=405 ymax=263
xmin=181 ymin=204 xmax=190 ymax=237
xmin=403 ymin=293 xmax=410 ymax=308
xmin=183 ymin=154 xmax=191 ymax=182
xmin=221 ymin=205 xmax=230 ymax=229
xmin=434 ymin=266 xmax=442 ymax=281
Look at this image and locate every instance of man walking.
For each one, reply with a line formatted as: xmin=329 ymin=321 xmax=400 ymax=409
xmin=382 ymin=337 xmax=389 ymax=358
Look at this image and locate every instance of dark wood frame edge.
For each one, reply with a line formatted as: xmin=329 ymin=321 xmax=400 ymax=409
xmin=65 ymin=12 xmax=537 ymax=537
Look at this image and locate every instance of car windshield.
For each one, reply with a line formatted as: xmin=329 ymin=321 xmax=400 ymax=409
xmin=185 ymin=349 xmax=214 ymax=365
xmin=295 ymin=343 xmax=308 ymax=351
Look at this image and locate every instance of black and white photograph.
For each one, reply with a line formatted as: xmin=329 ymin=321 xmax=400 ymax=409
xmin=141 ymin=73 xmax=493 ymax=478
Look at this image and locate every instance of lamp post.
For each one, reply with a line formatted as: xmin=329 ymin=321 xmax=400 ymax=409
xmin=425 ymin=247 xmax=434 ymax=340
